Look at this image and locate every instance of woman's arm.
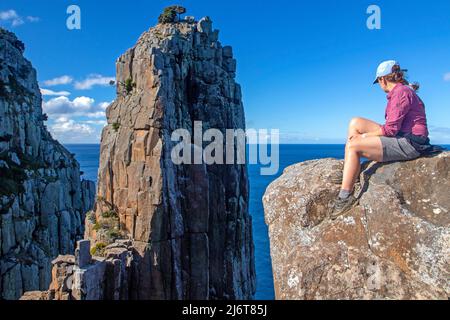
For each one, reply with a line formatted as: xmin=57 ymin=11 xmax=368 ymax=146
xmin=381 ymin=91 xmax=411 ymax=137
xmin=361 ymin=126 xmax=383 ymax=138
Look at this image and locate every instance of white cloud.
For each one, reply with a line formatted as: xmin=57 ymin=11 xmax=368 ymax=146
xmin=26 ymin=16 xmax=40 ymax=23
xmin=48 ymin=116 xmax=108 ymax=144
xmin=42 ymin=96 xmax=110 ymax=120
xmin=85 ymin=101 xmax=111 ymax=118
xmin=0 ymin=10 xmax=18 ymax=20
xmin=43 ymin=75 xmax=73 ymax=87
xmin=98 ymin=101 xmax=110 ymax=110
xmin=0 ymin=10 xmax=23 ymax=26
xmin=49 ymin=117 xmax=96 ymax=143
xmin=72 ymin=96 xmax=95 ymax=109
xmin=43 ymin=96 xmax=94 ymax=115
xmin=40 ymin=88 xmax=71 ymax=97
xmin=12 ymin=19 xmax=24 ymax=27
xmin=85 ymin=111 xmax=107 ymax=118
xmin=0 ymin=10 xmax=38 ymax=27
xmin=52 ymin=116 xmax=94 ymax=135
xmin=74 ymin=74 xmax=115 ymax=90
xmin=84 ymin=120 xmax=107 ymax=126
xmin=444 ymin=73 xmax=450 ymax=82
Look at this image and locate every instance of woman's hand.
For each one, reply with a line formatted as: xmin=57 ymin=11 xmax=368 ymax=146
xmin=349 ymin=133 xmax=362 ymax=141
xmin=351 ymin=130 xmax=381 ymax=141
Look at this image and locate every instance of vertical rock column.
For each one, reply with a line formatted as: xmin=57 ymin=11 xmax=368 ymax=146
xmin=0 ymin=28 xmax=95 ymax=300
xmin=86 ymin=17 xmax=256 ymax=300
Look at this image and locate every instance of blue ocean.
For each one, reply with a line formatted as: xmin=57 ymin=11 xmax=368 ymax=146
xmin=64 ymin=144 xmax=346 ymax=300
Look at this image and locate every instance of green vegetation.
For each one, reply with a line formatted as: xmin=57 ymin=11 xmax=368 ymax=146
xmin=91 ymin=213 xmax=124 ymax=249
xmin=92 ymin=222 xmax=102 ymax=232
xmin=90 ymin=242 xmax=107 ymax=257
xmin=124 ymin=77 xmax=135 ymax=94
xmin=92 ymin=213 xmax=120 ymax=233
xmin=88 ymin=202 xmax=124 ymax=248
xmin=106 ymin=229 xmax=121 ymax=241
xmin=112 ymin=122 xmax=120 ymax=132
xmin=86 ymin=211 xmax=96 ymax=224
xmin=102 ymin=210 xmax=118 ymax=219
xmin=158 ymin=5 xmax=186 ymax=24
xmin=158 ymin=7 xmax=177 ymax=24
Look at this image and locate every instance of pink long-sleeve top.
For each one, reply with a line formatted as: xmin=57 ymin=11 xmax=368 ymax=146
xmin=381 ymin=84 xmax=429 ymax=138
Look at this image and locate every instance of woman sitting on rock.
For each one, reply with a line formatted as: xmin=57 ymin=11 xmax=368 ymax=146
xmin=332 ymin=60 xmax=434 ymax=218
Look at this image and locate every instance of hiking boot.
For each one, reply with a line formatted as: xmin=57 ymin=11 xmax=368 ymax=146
xmin=331 ymin=195 xmax=357 ymax=220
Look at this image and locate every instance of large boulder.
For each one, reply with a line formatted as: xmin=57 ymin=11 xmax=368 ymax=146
xmin=263 ymin=152 xmax=449 ymax=300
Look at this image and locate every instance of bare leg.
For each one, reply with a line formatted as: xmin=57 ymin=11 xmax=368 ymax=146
xmin=342 ymin=143 xmax=361 ymax=192
xmin=341 ymin=118 xmax=383 ymax=192
xmin=347 ymin=117 xmax=382 ymax=139
xmin=344 ymin=118 xmax=381 ymax=176
xmin=341 ymin=136 xmax=383 ymax=191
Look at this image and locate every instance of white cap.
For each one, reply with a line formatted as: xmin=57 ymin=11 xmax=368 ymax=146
xmin=373 ymin=60 xmax=398 ymax=84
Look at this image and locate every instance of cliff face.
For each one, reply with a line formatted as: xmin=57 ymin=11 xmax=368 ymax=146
xmin=263 ymin=152 xmax=449 ymax=300
xmin=84 ymin=17 xmax=256 ymax=300
xmin=0 ymin=28 xmax=95 ymax=300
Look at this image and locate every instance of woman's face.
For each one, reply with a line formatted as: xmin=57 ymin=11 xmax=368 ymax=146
xmin=378 ymin=77 xmax=390 ymax=93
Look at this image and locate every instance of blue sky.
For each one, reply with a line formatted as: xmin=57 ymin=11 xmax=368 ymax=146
xmin=1 ymin=0 xmax=450 ymax=144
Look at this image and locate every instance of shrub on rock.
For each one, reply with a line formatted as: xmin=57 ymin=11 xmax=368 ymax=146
xmin=158 ymin=5 xmax=186 ymax=24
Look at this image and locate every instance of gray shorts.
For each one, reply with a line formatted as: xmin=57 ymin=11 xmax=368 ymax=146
xmin=380 ymin=136 xmax=420 ymax=163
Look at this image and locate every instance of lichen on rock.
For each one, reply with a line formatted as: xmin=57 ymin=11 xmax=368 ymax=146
xmin=263 ymin=152 xmax=449 ymax=300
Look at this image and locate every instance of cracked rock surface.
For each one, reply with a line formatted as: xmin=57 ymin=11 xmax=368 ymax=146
xmin=0 ymin=28 xmax=95 ymax=300
xmin=84 ymin=17 xmax=256 ymax=300
xmin=263 ymin=152 xmax=449 ymax=300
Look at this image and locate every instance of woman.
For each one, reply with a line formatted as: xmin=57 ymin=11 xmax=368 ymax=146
xmin=332 ymin=60 xmax=432 ymax=218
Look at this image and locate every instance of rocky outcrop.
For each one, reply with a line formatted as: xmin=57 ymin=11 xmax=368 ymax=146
xmin=83 ymin=16 xmax=255 ymax=300
xmin=0 ymin=28 xmax=95 ymax=300
xmin=21 ymin=239 xmax=144 ymax=300
xmin=263 ymin=152 xmax=449 ymax=300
